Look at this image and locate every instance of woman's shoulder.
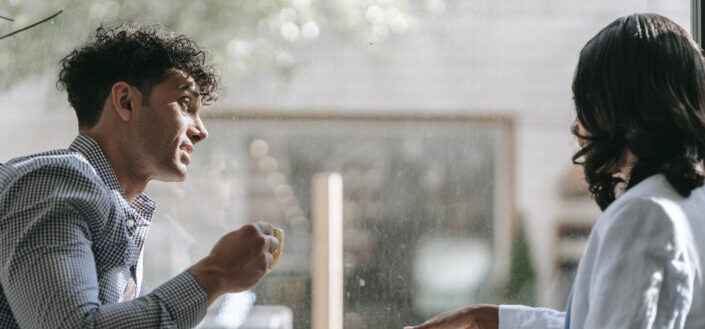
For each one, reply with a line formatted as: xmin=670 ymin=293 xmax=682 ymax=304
xmin=605 ymin=174 xmax=686 ymax=216
xmin=601 ymin=196 xmax=676 ymax=230
xmin=623 ymin=174 xmax=682 ymax=201
xmin=594 ymin=174 xmax=701 ymax=248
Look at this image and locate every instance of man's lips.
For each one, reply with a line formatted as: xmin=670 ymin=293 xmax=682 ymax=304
xmin=180 ymin=143 xmax=194 ymax=154
xmin=180 ymin=144 xmax=194 ymax=164
xmin=181 ymin=150 xmax=191 ymax=162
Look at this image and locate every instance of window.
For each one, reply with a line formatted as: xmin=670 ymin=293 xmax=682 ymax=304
xmin=0 ymin=1 xmax=692 ymax=328
xmin=144 ymin=115 xmax=513 ymax=328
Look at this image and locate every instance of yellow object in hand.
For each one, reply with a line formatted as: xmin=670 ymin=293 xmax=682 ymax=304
xmin=269 ymin=228 xmax=285 ymax=271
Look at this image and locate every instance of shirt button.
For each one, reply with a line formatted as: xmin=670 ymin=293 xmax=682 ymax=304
xmin=126 ymin=219 xmax=135 ymax=228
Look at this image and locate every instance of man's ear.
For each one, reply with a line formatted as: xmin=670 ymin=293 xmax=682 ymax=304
xmin=109 ymin=81 xmax=140 ymax=122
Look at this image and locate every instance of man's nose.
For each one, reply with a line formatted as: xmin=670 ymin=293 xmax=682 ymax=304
xmin=189 ymin=117 xmax=208 ymax=143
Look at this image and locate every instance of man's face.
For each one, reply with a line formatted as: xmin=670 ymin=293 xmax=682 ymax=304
xmin=133 ymin=69 xmax=208 ymax=182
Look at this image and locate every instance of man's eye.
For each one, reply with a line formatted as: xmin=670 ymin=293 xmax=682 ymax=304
xmin=179 ymin=97 xmax=192 ymax=113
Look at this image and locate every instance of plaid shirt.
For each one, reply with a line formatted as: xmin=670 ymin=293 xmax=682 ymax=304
xmin=0 ymin=134 xmax=208 ymax=328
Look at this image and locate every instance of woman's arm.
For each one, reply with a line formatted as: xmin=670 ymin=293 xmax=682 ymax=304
xmin=403 ymin=304 xmax=565 ymax=329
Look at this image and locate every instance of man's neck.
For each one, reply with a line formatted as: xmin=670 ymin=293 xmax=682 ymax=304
xmin=80 ymin=130 xmax=147 ymax=203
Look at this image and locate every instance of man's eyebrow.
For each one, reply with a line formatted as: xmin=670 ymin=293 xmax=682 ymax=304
xmin=179 ymin=84 xmax=200 ymax=98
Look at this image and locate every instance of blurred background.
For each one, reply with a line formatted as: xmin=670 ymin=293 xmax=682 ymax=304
xmin=0 ymin=0 xmax=691 ymax=328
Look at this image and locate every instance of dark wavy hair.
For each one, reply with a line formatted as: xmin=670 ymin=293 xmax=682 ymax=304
xmin=58 ymin=23 xmax=220 ymax=129
xmin=572 ymin=13 xmax=705 ymax=210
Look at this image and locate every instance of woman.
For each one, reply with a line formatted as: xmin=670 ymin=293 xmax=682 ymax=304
xmin=405 ymin=13 xmax=705 ymax=329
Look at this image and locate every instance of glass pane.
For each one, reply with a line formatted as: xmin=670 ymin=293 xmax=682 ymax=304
xmin=146 ymin=118 xmax=509 ymax=328
xmin=0 ymin=1 xmax=692 ymax=329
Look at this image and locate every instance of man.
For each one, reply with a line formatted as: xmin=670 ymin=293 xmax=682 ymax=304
xmin=0 ymin=24 xmax=279 ymax=328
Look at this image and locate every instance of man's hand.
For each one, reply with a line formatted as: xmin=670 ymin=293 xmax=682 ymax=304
xmin=404 ymin=305 xmax=499 ymax=329
xmin=187 ymin=221 xmax=279 ymax=304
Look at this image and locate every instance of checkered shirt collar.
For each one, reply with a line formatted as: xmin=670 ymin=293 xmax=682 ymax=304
xmin=69 ymin=134 xmax=156 ymax=221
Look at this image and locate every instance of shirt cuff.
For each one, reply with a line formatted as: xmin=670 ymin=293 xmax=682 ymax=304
xmin=499 ymin=304 xmax=566 ymax=329
xmin=152 ymin=271 xmax=209 ymax=328
xmin=499 ymin=305 xmax=529 ymax=329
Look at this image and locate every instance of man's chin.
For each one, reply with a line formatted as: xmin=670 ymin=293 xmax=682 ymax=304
xmin=171 ymin=173 xmax=187 ymax=182
xmin=153 ymin=166 xmax=188 ymax=182
xmin=172 ymin=168 xmax=188 ymax=182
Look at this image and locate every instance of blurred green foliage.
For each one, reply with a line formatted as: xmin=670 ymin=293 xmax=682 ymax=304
xmin=0 ymin=0 xmax=433 ymax=89
xmin=502 ymin=218 xmax=537 ymax=305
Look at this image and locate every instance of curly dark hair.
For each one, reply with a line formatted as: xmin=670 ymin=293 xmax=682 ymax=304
xmin=572 ymin=13 xmax=705 ymax=210
xmin=58 ymin=23 xmax=220 ymax=129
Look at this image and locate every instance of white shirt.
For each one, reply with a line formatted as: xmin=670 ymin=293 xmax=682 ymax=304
xmin=500 ymin=174 xmax=705 ymax=329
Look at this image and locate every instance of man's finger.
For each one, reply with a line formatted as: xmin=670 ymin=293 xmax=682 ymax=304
xmin=256 ymin=221 xmax=274 ymax=235
xmin=264 ymin=248 xmax=274 ymax=268
xmin=265 ymin=235 xmax=279 ymax=254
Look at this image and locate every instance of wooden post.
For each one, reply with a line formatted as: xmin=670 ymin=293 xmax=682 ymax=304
xmin=311 ymin=173 xmax=343 ymax=329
